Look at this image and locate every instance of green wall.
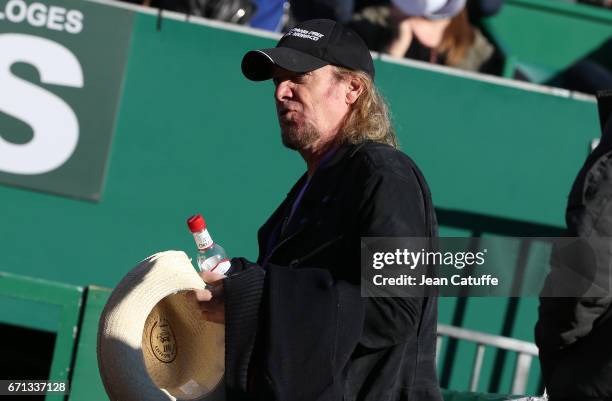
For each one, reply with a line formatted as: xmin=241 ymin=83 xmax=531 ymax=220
xmin=0 ymin=8 xmax=599 ymax=288
xmin=484 ymin=0 xmax=612 ymax=78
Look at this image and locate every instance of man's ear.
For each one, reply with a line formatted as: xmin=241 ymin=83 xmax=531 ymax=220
xmin=346 ymin=76 xmax=365 ymax=105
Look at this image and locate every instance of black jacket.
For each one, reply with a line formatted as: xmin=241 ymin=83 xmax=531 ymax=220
xmin=223 ymin=141 xmax=442 ymax=401
xmin=536 ymin=117 xmax=612 ymax=401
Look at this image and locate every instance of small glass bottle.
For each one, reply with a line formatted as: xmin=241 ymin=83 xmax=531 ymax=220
xmin=186 ymin=214 xmax=231 ymax=275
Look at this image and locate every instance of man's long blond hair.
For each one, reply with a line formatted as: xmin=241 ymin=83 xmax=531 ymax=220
xmin=333 ymin=67 xmax=398 ymax=149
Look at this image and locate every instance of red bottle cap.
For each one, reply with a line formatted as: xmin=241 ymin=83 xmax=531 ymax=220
xmin=187 ymin=214 xmax=206 ymax=233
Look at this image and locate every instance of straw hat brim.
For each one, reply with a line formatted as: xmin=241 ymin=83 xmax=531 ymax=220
xmin=97 ymin=251 xmax=225 ymax=401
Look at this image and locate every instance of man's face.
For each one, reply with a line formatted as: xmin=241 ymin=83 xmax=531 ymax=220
xmin=272 ymin=65 xmax=350 ymax=151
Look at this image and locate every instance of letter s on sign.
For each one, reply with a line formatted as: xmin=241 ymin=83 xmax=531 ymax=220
xmin=0 ymin=33 xmax=84 ymax=175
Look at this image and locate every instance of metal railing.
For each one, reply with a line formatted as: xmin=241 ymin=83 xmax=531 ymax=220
xmin=437 ymin=324 xmax=539 ymax=394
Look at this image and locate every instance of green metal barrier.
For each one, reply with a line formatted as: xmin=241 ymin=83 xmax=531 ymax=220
xmin=0 ymin=272 xmax=84 ymax=401
xmin=68 ymin=286 xmax=110 ymax=401
xmin=483 ymin=0 xmax=612 ymax=80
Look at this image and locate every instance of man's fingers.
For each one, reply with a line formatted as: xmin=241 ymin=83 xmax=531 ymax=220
xmin=190 ymin=287 xmax=225 ymax=324
xmin=209 ymin=283 xmax=224 ymax=298
xmin=198 ymin=269 xmax=225 ymax=284
xmin=198 ymin=299 xmax=222 ymax=310
xmin=192 ymin=289 xmax=223 ymax=306
xmin=193 ymin=288 xmax=212 ymax=302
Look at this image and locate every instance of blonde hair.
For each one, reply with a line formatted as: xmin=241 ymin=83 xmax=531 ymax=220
xmin=333 ymin=67 xmax=399 ymax=149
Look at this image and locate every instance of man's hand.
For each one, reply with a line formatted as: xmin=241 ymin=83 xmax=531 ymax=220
xmin=192 ymin=270 xmax=225 ymax=324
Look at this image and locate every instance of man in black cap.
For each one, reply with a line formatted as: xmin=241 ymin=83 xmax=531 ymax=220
xmin=194 ymin=19 xmax=442 ymax=401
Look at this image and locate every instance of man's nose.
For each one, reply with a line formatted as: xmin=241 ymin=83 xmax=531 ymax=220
xmin=274 ymin=79 xmax=293 ymax=102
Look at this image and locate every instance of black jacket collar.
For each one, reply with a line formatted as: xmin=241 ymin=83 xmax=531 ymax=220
xmin=256 ymin=142 xmax=367 ymax=264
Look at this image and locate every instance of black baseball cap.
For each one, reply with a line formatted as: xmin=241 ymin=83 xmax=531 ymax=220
xmin=241 ymin=19 xmax=374 ymax=81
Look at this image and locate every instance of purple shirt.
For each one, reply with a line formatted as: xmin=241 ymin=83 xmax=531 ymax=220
xmin=262 ymin=146 xmax=338 ymax=265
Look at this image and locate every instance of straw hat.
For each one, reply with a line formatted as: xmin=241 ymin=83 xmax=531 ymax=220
xmin=97 ymin=251 xmax=225 ymax=401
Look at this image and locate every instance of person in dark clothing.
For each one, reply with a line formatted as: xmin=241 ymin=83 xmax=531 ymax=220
xmin=193 ymin=19 xmax=442 ymax=401
xmin=536 ymin=91 xmax=612 ymax=401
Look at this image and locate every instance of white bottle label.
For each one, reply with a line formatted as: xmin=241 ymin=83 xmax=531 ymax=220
xmin=208 ymin=258 xmax=231 ymax=275
xmin=193 ymin=229 xmax=213 ymax=250
xmin=199 ymin=255 xmax=231 ymax=275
